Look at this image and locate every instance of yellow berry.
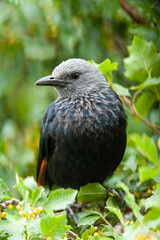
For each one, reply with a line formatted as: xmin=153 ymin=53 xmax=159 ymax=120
xmin=19 ymin=210 xmax=24 ymax=216
xmin=135 ymin=233 xmax=146 ymax=240
xmin=16 ymin=205 xmax=22 ymax=210
xmin=7 ymin=204 xmax=12 ymax=209
xmin=37 ymin=206 xmax=43 ymax=212
xmin=126 ymin=220 xmax=134 ymax=225
xmin=94 ymin=232 xmax=99 ymax=237
xmin=152 ymin=185 xmax=156 ymax=190
xmin=24 ymin=213 xmax=29 ymax=220
xmin=47 ymin=237 xmax=52 ymax=240
xmin=1 ymin=212 xmax=7 ymax=218
xmin=28 ymin=210 xmax=33 ymax=216
xmin=147 ymin=189 xmax=152 ymax=195
xmin=32 ymin=214 xmax=36 ymax=219
xmin=33 ymin=209 xmax=38 ymax=214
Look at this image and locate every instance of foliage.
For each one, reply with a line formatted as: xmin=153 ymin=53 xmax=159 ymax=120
xmin=0 ymin=0 xmax=160 ymax=187
xmin=0 ymin=173 xmax=160 ymax=239
xmin=0 ymin=0 xmax=160 ymax=239
xmin=1 ymin=39 xmax=160 ymax=238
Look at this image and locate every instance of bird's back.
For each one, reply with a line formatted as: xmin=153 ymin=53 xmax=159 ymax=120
xmin=37 ymin=88 xmax=126 ymax=189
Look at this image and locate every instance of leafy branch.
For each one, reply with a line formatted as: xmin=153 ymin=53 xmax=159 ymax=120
xmin=118 ymin=0 xmax=147 ymax=24
xmin=122 ymin=91 xmax=160 ymax=135
xmin=1 ymin=174 xmax=160 ymax=239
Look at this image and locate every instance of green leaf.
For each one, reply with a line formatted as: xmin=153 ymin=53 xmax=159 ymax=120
xmin=129 ymin=133 xmax=159 ymax=165
xmin=90 ymin=58 xmax=118 ymax=86
xmin=144 ymin=207 xmax=160 ymax=231
xmin=32 ymin=186 xmax=47 ymax=206
xmin=0 ymin=178 xmax=13 ymax=200
xmin=44 ymin=188 xmax=77 ymax=210
xmin=139 ymin=166 xmax=160 ymax=183
xmin=81 ymin=225 xmax=96 ymax=240
xmin=112 ymin=83 xmax=131 ymax=97
xmin=117 ymin=183 xmax=143 ymax=221
xmin=0 ymin=214 xmax=26 ymax=240
xmin=106 ymin=196 xmax=125 ymax=228
xmin=14 ymin=175 xmax=27 ymax=199
xmin=23 ymin=176 xmax=37 ymax=192
xmin=30 ymin=237 xmax=41 ymax=240
xmin=88 ymin=60 xmax=99 ymax=67
xmin=123 ymin=148 xmax=137 ymax=172
xmin=27 ymin=218 xmax=41 ymax=236
xmin=78 ymin=214 xmax=99 ymax=226
xmin=98 ymin=59 xmax=118 ymax=85
xmin=122 ymin=221 xmax=150 ymax=240
xmin=40 ymin=213 xmax=69 ymax=239
xmin=78 ymin=183 xmax=106 ymax=203
xmin=134 ymin=91 xmax=156 ymax=117
xmin=131 ymin=77 xmax=160 ymax=90
xmin=102 ymin=226 xmax=122 ymax=240
xmin=144 ymin=190 xmax=160 ymax=210
xmin=124 ymin=36 xmax=160 ymax=83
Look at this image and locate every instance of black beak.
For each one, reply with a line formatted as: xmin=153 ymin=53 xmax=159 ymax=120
xmin=35 ymin=75 xmax=66 ymax=87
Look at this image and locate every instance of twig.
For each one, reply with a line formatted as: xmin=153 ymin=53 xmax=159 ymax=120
xmin=67 ymin=230 xmax=78 ymax=239
xmin=122 ymin=95 xmax=160 ymax=135
xmin=86 ymin=210 xmax=116 ymax=233
xmin=0 ymin=198 xmax=22 ymax=209
xmin=119 ymin=0 xmax=147 ymax=25
xmin=66 ymin=206 xmax=78 ymax=226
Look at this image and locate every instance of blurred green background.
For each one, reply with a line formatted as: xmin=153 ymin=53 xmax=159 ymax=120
xmin=0 ymin=0 xmax=159 ymax=189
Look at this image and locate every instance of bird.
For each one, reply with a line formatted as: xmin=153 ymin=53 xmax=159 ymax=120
xmin=35 ymin=58 xmax=127 ymax=189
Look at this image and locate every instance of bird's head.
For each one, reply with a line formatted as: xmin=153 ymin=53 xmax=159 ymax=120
xmin=35 ymin=58 xmax=108 ymax=98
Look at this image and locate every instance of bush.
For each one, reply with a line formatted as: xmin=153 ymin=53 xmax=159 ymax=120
xmin=0 ymin=0 xmax=160 ymax=239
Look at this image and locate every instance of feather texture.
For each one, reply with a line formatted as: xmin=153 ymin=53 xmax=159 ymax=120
xmin=37 ymin=88 xmax=126 ymax=189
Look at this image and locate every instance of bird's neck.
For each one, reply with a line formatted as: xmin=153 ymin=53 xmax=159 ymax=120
xmin=56 ymin=84 xmax=109 ymax=99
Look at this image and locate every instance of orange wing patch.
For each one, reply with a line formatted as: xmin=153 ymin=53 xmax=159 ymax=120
xmin=37 ymin=158 xmax=47 ymax=187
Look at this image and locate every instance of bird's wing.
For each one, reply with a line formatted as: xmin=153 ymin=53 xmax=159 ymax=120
xmin=36 ymin=102 xmax=56 ymax=187
xmin=37 ymin=157 xmax=47 ymax=187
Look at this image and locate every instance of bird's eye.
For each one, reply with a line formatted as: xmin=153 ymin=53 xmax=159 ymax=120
xmin=71 ymin=72 xmax=79 ymax=79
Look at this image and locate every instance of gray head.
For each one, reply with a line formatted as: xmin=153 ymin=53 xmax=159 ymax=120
xmin=35 ymin=58 xmax=109 ymax=98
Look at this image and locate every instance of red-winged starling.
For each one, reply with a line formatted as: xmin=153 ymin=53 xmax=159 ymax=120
xmin=35 ymin=59 xmax=127 ymax=189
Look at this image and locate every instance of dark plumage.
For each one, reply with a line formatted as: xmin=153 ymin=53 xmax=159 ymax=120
xmin=35 ymin=59 xmax=126 ymax=189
